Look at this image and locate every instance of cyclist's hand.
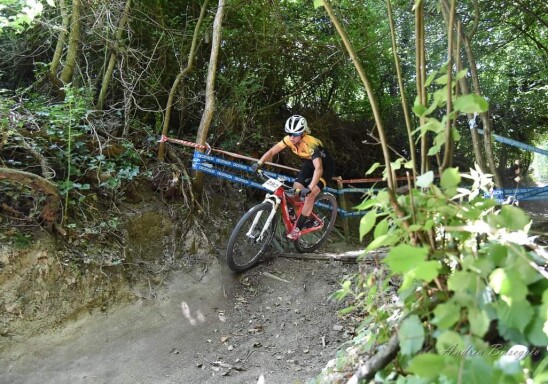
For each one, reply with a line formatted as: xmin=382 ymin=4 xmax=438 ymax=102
xmin=250 ymin=162 xmax=262 ymax=173
xmin=300 ymin=188 xmax=311 ymax=198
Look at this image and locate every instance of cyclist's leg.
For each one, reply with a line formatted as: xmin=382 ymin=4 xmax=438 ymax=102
xmin=296 ymin=161 xmax=316 ymax=217
xmin=293 ymin=165 xmax=307 ymax=191
xmin=302 ymin=155 xmax=334 ymax=217
xmin=301 ymin=185 xmax=321 ymax=216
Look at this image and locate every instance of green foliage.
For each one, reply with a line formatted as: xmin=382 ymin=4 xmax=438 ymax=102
xmin=0 ymin=0 xmax=53 ymax=32
xmin=27 ymin=88 xmax=142 ymax=194
xmin=412 ymin=66 xmax=489 ymax=158
xmin=1 ymin=87 xmax=145 ymax=233
xmin=331 ymin=167 xmax=547 ymax=382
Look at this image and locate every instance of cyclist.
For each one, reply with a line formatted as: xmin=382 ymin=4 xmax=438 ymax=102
xmin=251 ymin=115 xmax=335 ymax=240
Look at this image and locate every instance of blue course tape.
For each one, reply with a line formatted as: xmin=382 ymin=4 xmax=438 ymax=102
xmin=192 ymin=151 xmax=365 ymax=217
xmin=193 ymin=152 xmax=548 ymax=218
xmin=485 ymin=187 xmax=548 ymax=203
xmin=477 ymin=129 xmax=548 ymax=157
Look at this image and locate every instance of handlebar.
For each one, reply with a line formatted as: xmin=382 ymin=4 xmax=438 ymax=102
xmin=256 ymin=169 xmax=295 ymax=192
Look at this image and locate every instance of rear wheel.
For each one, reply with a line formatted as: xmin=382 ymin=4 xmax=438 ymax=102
xmin=294 ymin=193 xmax=337 ymax=253
xmin=226 ymin=202 xmax=277 ymax=272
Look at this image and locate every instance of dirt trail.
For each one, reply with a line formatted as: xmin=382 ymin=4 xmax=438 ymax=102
xmin=0 ymin=251 xmax=363 ymax=384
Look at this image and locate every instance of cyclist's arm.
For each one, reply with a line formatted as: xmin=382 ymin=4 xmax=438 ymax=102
xmin=257 ymin=143 xmax=284 ymax=165
xmin=309 ymin=157 xmax=323 ymax=191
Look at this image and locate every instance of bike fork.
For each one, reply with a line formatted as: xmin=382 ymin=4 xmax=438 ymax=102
xmin=246 ymin=199 xmax=278 ymax=241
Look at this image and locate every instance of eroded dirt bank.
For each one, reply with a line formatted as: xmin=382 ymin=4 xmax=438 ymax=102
xmin=0 ymin=249 xmax=364 ymax=384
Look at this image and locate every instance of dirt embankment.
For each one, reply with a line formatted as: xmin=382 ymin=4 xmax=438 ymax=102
xmin=0 ymin=192 xmax=366 ymax=384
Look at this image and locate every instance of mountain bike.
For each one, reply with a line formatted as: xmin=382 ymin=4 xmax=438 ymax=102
xmin=226 ymin=170 xmax=338 ymax=272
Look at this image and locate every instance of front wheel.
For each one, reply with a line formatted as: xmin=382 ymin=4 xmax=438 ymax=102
xmin=294 ymin=193 xmax=338 ymax=253
xmin=226 ymin=202 xmax=277 ymax=272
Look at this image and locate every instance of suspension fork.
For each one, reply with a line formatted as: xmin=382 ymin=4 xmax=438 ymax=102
xmin=246 ymin=194 xmax=280 ymax=241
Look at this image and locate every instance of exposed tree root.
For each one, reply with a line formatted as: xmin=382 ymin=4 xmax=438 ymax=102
xmin=0 ymin=167 xmax=61 ymax=232
xmin=347 ymin=333 xmax=400 ymax=384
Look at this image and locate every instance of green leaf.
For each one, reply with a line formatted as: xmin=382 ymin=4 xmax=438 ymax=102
xmin=525 ymin=309 xmax=548 ymax=347
xmin=484 ymin=243 xmax=507 ymax=266
xmin=440 ymin=167 xmax=461 ymax=189
xmin=408 ymin=224 xmax=423 ymax=231
xmin=411 ymin=260 xmax=441 ymax=282
xmin=455 ymin=69 xmax=468 ymax=81
xmin=433 ymin=301 xmax=461 ymax=329
xmin=424 ymin=219 xmax=434 ymax=231
xmin=496 ymin=301 xmax=534 ymax=333
xmin=399 ymin=315 xmax=425 ymax=356
xmin=413 ymin=103 xmax=427 ymax=117
xmin=385 ymin=245 xmax=428 ymax=274
xmin=468 ymin=307 xmax=490 ymax=337
xmin=365 ymin=162 xmax=381 ymax=175
xmin=423 ymin=101 xmax=438 ymax=116
xmin=416 ymin=171 xmax=434 ymax=188
xmin=373 ymin=217 xmax=389 ymax=239
xmin=433 ymin=88 xmax=448 ymax=107
xmin=498 ymin=205 xmax=531 ymax=231
xmin=359 ymin=210 xmax=377 ymax=241
xmin=407 ymin=353 xmax=445 ymax=379
xmin=463 ymin=356 xmax=494 ymax=384
xmin=427 ymin=143 xmax=442 ymax=156
xmin=436 ymin=330 xmax=465 ymax=355
xmin=452 ymin=127 xmax=461 ymax=141
xmin=424 ymin=70 xmax=438 ymax=87
xmin=489 ymin=268 xmax=527 ymax=301
xmin=365 ymin=234 xmax=388 ymax=251
xmin=448 ymin=271 xmax=477 ymax=293
xmin=435 ymin=74 xmax=452 ymax=85
xmin=313 ymin=0 xmax=324 ymax=8
xmin=453 ymin=94 xmax=489 ymax=113
xmin=338 ymin=305 xmax=356 ymax=315
xmin=354 ymin=198 xmax=377 ymax=211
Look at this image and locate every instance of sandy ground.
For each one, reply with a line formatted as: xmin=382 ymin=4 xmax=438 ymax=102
xmin=0 ymin=251 xmax=363 ymax=384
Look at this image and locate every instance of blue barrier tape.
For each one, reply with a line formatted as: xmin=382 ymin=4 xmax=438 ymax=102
xmin=514 ymin=185 xmax=548 ymax=200
xmin=477 ymin=129 xmax=548 ymax=157
xmin=193 ymin=152 xmax=548 ymax=219
xmin=484 ymin=186 xmax=548 ymax=203
xmin=192 ymin=162 xmax=269 ymax=191
xmin=193 ymin=151 xmax=343 ymax=195
xmin=192 ymin=152 xmax=368 ymax=216
xmin=194 ymin=152 xmax=252 ymax=172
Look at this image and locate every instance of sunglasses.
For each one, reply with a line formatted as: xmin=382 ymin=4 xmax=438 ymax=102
xmin=289 ymin=133 xmax=303 ymax=137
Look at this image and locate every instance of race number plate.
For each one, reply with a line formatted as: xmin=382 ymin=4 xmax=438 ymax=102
xmin=262 ymin=178 xmax=283 ymax=192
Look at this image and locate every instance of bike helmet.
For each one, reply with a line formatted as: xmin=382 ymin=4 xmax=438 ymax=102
xmin=284 ymin=115 xmax=308 ymax=135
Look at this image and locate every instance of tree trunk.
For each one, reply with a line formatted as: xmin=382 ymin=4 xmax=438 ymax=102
xmin=96 ymin=0 xmax=132 ymax=110
xmin=50 ymin=0 xmax=69 ymax=75
xmin=386 ymin=0 xmax=417 ymax=180
xmin=415 ymin=1 xmax=428 ymax=173
xmin=462 ymin=38 xmax=502 ymax=186
xmin=441 ymin=0 xmax=486 ymax=172
xmin=322 ymin=0 xmax=396 ymax=191
xmin=440 ymin=0 xmax=456 ymax=172
xmin=441 ymin=0 xmax=502 ymax=186
xmin=60 ymin=0 xmax=82 ymax=85
xmin=192 ymin=0 xmax=225 ymax=193
xmin=157 ymin=0 xmax=210 ymax=161
xmin=43 ymin=0 xmax=69 ymax=100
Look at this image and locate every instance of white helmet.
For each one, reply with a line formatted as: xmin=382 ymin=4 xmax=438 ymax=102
xmin=284 ymin=115 xmax=307 ymax=135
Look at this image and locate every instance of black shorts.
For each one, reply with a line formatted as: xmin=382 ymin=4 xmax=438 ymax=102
xmin=296 ymin=155 xmax=335 ymax=190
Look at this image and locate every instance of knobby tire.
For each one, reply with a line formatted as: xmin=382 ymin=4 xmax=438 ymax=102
xmin=226 ymin=202 xmax=277 ymax=272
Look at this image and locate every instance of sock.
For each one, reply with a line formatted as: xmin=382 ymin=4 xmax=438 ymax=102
xmin=296 ymin=214 xmax=309 ymax=230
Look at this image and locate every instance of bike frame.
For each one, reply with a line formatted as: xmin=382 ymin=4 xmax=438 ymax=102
xmin=252 ymin=181 xmax=324 ymax=240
